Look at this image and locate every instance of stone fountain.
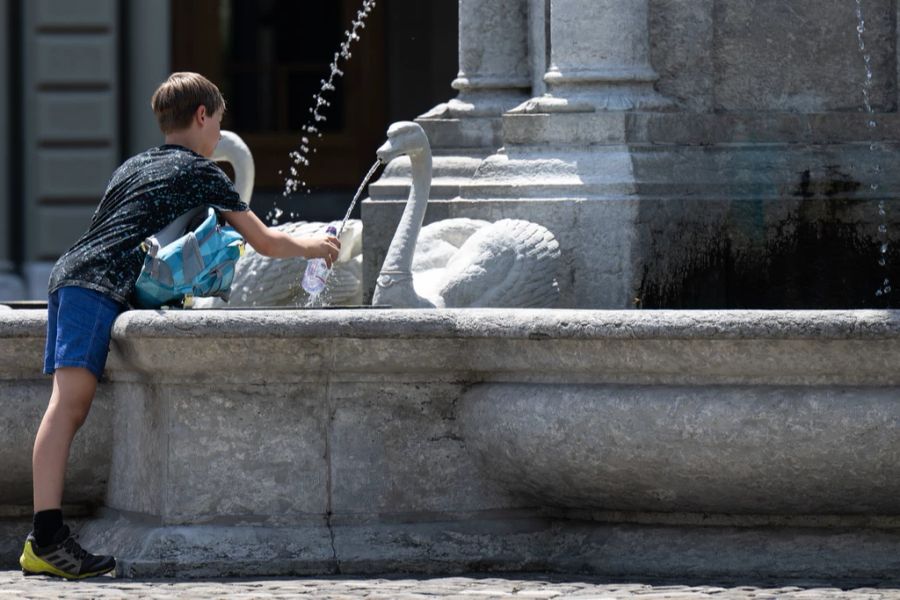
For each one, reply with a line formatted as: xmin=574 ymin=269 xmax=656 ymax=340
xmin=3 ymin=0 xmax=900 ymax=582
xmin=366 ymin=0 xmax=900 ymax=310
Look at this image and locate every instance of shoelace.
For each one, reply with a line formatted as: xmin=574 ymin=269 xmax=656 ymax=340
xmin=62 ymin=535 xmax=89 ymax=561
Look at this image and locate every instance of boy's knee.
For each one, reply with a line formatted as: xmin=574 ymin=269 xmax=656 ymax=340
xmin=50 ymin=398 xmax=92 ymax=430
xmin=50 ymin=367 xmax=97 ymax=429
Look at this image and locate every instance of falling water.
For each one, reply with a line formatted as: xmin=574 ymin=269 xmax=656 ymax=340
xmin=855 ymin=0 xmax=891 ymax=297
xmin=283 ymin=0 xmax=378 ymax=199
xmin=303 ymin=160 xmax=383 ymax=308
xmin=337 ymin=160 xmax=383 ymax=238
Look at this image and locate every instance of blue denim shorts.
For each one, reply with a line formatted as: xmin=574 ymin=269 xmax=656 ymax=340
xmin=44 ymin=286 xmax=125 ymax=381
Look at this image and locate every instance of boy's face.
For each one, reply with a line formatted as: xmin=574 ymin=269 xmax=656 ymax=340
xmin=199 ymin=106 xmax=224 ymax=158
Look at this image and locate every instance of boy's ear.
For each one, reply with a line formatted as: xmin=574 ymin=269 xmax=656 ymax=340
xmin=194 ymin=104 xmax=208 ymax=125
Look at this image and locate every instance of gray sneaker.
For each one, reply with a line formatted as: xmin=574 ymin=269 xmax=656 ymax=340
xmin=20 ymin=525 xmax=116 ymax=579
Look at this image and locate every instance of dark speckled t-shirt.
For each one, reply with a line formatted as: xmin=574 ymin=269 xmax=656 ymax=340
xmin=49 ymin=144 xmax=249 ymax=305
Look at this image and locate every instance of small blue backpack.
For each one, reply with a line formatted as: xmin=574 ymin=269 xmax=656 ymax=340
xmin=133 ymin=206 xmax=245 ymax=309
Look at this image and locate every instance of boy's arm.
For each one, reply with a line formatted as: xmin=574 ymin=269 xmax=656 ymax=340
xmin=222 ymin=210 xmax=341 ymax=266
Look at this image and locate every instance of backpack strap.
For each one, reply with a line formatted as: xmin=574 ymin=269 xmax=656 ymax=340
xmin=142 ymin=236 xmax=162 ymax=279
xmin=182 ymin=232 xmax=205 ymax=283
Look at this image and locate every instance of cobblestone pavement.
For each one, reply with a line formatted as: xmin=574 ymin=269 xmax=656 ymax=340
xmin=3 ymin=572 xmax=900 ymax=599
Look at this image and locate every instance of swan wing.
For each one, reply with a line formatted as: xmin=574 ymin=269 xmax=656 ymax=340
xmin=438 ymin=219 xmax=562 ymax=308
xmin=419 ymin=218 xmax=490 ymax=248
xmin=413 ymin=218 xmax=491 ymax=271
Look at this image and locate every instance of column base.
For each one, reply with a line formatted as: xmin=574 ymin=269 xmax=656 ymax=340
xmin=511 ymin=89 xmax=675 ymax=113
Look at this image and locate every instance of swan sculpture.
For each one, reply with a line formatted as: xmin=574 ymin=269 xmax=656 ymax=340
xmin=195 ymin=131 xmax=364 ymax=307
xmin=372 ymin=122 xmax=562 ymax=308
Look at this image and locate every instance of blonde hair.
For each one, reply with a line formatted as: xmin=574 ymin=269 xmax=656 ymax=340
xmin=150 ymin=72 xmax=226 ymax=134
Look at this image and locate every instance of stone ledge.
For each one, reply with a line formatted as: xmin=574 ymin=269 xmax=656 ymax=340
xmin=101 ymin=308 xmax=900 ymax=340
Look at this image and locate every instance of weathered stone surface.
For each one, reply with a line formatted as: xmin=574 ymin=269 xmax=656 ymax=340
xmin=73 ymin=513 xmax=900 ymax=580
xmin=713 ymin=0 xmax=894 ymax=112
xmin=649 ymin=0 xmax=715 ymax=112
xmin=461 ymin=383 xmax=900 ymax=514
xmin=0 ymin=315 xmax=112 ymax=508
xmin=329 ymin=381 xmax=515 ymax=518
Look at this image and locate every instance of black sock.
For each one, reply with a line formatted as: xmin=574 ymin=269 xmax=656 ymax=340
xmin=32 ymin=509 xmax=64 ymax=547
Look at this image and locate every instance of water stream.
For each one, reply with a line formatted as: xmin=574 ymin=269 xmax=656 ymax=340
xmin=337 ymin=160 xmax=383 ymax=239
xmin=855 ymin=0 xmax=891 ymax=297
xmin=304 ymin=160 xmax=383 ymax=307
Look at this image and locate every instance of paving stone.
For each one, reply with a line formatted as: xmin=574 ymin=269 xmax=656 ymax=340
xmin=3 ymin=572 xmax=900 ymax=599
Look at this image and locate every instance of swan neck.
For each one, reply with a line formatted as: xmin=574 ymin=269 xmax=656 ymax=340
xmin=380 ymin=149 xmax=431 ymax=275
xmin=232 ymin=154 xmax=255 ymax=206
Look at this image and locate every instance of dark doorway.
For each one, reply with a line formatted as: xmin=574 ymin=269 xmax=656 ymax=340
xmin=172 ymin=0 xmax=457 ymax=223
xmin=172 ymin=0 xmax=387 ymax=222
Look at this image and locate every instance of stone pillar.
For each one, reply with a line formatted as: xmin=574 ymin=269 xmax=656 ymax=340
xmin=514 ymin=0 xmax=671 ymax=113
xmin=529 ymin=0 xmax=550 ymax=97
xmin=423 ymin=0 xmax=531 ymax=119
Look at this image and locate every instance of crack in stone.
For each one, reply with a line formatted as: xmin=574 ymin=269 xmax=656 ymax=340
xmin=325 ymin=510 xmax=340 ymax=574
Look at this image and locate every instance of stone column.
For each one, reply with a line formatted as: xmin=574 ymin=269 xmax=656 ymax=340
xmin=422 ymin=0 xmax=531 ymax=119
xmin=514 ymin=0 xmax=671 ymax=113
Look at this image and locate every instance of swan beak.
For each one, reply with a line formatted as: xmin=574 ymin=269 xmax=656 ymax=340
xmin=376 ymin=140 xmax=399 ymax=163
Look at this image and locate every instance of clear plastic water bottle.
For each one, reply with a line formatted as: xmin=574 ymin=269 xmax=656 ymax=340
xmin=301 ymin=225 xmax=338 ymax=295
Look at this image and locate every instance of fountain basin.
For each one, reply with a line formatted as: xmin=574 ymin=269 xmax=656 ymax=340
xmin=3 ymin=308 xmax=900 ymax=577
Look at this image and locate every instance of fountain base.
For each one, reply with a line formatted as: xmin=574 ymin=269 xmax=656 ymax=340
xmin=3 ymin=308 xmax=900 ymax=579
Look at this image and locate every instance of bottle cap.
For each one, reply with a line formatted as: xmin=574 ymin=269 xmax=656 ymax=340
xmin=326 ymin=225 xmax=338 ymax=235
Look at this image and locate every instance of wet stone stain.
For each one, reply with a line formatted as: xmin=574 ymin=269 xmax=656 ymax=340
xmin=638 ymin=168 xmax=897 ymax=309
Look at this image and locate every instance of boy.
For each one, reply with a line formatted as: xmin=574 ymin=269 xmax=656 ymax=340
xmin=19 ymin=72 xmax=340 ymax=579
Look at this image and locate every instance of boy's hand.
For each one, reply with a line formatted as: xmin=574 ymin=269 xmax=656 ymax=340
xmin=304 ymin=235 xmax=341 ymax=268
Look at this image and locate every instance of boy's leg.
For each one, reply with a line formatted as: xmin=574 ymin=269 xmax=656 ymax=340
xmin=32 ymin=367 xmax=98 ymax=512
xmin=23 ymin=287 xmax=121 ymax=578
xmin=23 ymin=366 xmax=116 ymax=578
